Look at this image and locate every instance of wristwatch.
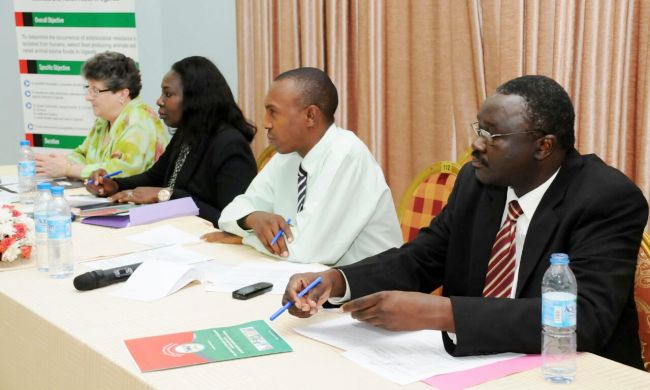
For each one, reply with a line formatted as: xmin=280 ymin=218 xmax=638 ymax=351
xmin=157 ymin=187 xmax=172 ymax=202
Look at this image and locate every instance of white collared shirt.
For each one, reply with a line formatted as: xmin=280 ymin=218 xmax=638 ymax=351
xmin=503 ymin=168 xmax=560 ymax=297
xmin=218 ymin=124 xmax=403 ymax=265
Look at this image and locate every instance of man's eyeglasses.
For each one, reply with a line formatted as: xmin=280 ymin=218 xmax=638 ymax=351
xmin=471 ymin=122 xmax=540 ymax=143
xmin=83 ymin=85 xmax=112 ymax=97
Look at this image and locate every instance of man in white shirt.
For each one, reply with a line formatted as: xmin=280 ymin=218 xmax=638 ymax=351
xmin=281 ymin=75 xmax=648 ymax=369
xmin=215 ymin=67 xmax=402 ymax=266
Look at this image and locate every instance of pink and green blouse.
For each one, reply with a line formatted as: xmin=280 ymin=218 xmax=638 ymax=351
xmin=67 ymin=97 xmax=170 ymax=179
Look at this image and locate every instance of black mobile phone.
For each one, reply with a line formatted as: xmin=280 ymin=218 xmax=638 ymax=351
xmin=232 ymin=282 xmax=273 ymax=300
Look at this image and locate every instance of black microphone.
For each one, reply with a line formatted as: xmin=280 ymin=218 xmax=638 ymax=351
xmin=73 ymin=263 xmax=142 ymax=291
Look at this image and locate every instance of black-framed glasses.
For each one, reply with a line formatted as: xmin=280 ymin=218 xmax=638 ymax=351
xmin=83 ymin=85 xmax=112 ymax=97
xmin=471 ymin=122 xmax=539 ymax=143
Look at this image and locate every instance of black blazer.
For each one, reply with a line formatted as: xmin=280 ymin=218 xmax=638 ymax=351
xmin=340 ymin=149 xmax=648 ymax=369
xmin=114 ymin=125 xmax=256 ymax=226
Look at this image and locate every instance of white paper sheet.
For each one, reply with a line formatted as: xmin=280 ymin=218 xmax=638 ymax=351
xmin=66 ymin=194 xmax=110 ymax=207
xmin=111 ymin=259 xmax=201 ymax=301
xmin=295 ymin=315 xmax=519 ymax=385
xmin=84 ymin=245 xmax=213 ymax=270
xmin=202 ymin=261 xmax=328 ymax=294
xmin=0 ymin=176 xmax=18 ymax=185
xmin=125 ymin=225 xmax=201 ymax=247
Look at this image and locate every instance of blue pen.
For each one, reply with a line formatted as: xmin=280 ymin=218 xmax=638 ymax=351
xmin=269 ymin=276 xmax=322 ymax=321
xmin=270 ymin=218 xmax=292 ymax=246
xmin=86 ymin=170 xmax=123 ymax=185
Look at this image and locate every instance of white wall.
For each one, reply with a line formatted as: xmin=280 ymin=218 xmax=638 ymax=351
xmin=0 ymin=0 xmax=238 ymax=164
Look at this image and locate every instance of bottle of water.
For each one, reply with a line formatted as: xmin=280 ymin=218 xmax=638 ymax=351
xmin=18 ymin=140 xmax=36 ymax=204
xmin=47 ymin=186 xmax=73 ymax=278
xmin=541 ymin=253 xmax=577 ymax=383
xmin=34 ymin=182 xmax=52 ymax=272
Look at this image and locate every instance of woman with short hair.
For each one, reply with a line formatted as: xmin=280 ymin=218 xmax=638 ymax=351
xmin=36 ymin=51 xmax=169 ymax=180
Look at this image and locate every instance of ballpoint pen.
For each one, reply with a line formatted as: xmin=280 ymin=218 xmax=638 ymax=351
xmin=270 ymin=218 xmax=292 ymax=246
xmin=86 ymin=170 xmax=123 ymax=186
xmin=269 ymin=276 xmax=322 ymax=321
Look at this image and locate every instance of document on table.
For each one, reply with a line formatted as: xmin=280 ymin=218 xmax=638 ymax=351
xmin=84 ymin=244 xmax=213 ymax=271
xmin=111 ymin=259 xmax=201 ymax=301
xmin=295 ymin=315 xmax=520 ymax=385
xmin=125 ymin=225 xmax=201 ymax=247
xmin=66 ymin=194 xmax=111 ymax=208
xmin=202 ymin=261 xmax=329 ymax=294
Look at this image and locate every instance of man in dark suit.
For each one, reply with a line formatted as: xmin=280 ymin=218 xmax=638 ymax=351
xmin=282 ymin=75 xmax=648 ymax=369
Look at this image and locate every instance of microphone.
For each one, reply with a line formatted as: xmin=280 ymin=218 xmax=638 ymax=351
xmin=73 ymin=262 xmax=142 ymax=291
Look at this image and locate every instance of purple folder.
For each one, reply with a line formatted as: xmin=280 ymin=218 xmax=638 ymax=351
xmin=81 ymin=197 xmax=199 ymax=228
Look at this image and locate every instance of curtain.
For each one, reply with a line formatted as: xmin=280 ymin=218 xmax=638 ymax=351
xmin=237 ymin=0 xmax=650 ymax=202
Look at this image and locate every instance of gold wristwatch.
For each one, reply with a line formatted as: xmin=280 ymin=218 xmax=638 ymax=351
xmin=157 ymin=187 xmax=172 ymax=202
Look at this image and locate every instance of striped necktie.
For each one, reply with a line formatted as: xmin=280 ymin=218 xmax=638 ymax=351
xmin=483 ymin=200 xmax=524 ymax=298
xmin=297 ymin=164 xmax=307 ymax=212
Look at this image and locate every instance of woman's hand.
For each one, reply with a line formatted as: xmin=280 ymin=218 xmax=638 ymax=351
xmin=35 ymin=153 xmax=70 ymax=178
xmin=109 ymin=187 xmax=161 ymax=204
xmin=86 ymin=169 xmax=119 ymax=197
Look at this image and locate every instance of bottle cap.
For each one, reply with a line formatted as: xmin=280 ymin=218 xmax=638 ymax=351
xmin=550 ymin=253 xmax=570 ymax=264
xmin=37 ymin=182 xmax=52 ymax=191
xmin=50 ymin=186 xmax=64 ymax=196
xmin=20 ymin=140 xmax=30 ymax=146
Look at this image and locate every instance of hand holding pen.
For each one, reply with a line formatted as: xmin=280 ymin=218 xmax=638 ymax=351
xmin=85 ymin=169 xmax=120 ymax=197
xmin=86 ymin=170 xmax=122 ymax=185
xmin=280 ymin=270 xmax=347 ymax=319
xmin=244 ymin=212 xmax=293 ymax=257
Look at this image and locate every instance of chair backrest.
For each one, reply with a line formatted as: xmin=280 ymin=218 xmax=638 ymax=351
xmin=256 ymin=145 xmax=276 ymax=172
xmin=635 ymin=232 xmax=650 ymax=372
xmin=397 ymin=160 xmax=460 ymax=242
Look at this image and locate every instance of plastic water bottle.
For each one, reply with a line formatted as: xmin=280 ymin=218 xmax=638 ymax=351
xmin=47 ymin=186 xmax=73 ymax=278
xmin=18 ymin=140 xmax=36 ymax=204
xmin=541 ymin=253 xmax=577 ymax=383
xmin=34 ymin=182 xmax=52 ymax=272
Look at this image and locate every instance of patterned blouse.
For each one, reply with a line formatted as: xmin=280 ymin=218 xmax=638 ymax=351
xmin=67 ymin=97 xmax=170 ymax=178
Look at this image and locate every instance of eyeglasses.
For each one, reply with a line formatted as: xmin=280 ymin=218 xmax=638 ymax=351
xmin=471 ymin=122 xmax=540 ymax=143
xmin=83 ymin=85 xmax=112 ymax=97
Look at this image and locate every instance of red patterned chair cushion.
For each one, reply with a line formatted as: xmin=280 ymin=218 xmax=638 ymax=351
xmin=635 ymin=239 xmax=650 ymax=372
xmin=399 ymin=172 xmax=457 ymax=242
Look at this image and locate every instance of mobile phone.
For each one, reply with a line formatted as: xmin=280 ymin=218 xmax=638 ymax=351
xmin=232 ymin=282 xmax=273 ymax=300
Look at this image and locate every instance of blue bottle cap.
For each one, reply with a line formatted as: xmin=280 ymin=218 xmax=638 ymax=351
xmin=37 ymin=182 xmax=52 ymax=191
xmin=550 ymin=253 xmax=570 ymax=264
xmin=20 ymin=140 xmax=30 ymax=146
xmin=50 ymin=186 xmax=64 ymax=196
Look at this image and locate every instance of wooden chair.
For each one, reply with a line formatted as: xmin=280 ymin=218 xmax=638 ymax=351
xmin=256 ymin=145 xmax=276 ymax=172
xmin=397 ymin=160 xmax=460 ymax=242
xmin=635 ymin=232 xmax=650 ymax=371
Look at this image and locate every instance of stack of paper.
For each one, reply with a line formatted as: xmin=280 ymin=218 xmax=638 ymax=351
xmin=295 ymin=316 xmax=520 ymax=385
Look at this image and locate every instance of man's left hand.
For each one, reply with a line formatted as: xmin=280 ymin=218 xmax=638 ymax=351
xmin=341 ymin=291 xmax=455 ymax=332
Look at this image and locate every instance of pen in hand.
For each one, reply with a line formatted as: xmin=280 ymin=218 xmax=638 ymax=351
xmin=270 ymin=218 xmax=292 ymax=246
xmin=86 ymin=170 xmax=123 ymax=186
xmin=269 ymin=276 xmax=322 ymax=321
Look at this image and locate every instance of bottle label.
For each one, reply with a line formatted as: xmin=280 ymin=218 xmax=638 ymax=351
xmin=47 ymin=217 xmax=71 ymax=240
xmin=35 ymin=211 xmax=49 ymax=234
xmin=542 ymin=292 xmax=577 ymax=328
xmin=18 ymin=161 xmax=36 ymax=177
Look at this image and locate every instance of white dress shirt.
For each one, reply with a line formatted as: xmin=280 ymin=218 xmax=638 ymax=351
xmin=218 ymin=124 xmax=403 ymax=266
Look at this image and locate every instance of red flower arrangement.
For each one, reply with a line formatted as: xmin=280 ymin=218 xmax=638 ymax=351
xmin=0 ymin=205 xmax=34 ymax=262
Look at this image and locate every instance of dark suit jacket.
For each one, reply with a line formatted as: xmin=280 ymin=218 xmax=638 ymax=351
xmin=340 ymin=149 xmax=648 ymax=369
xmin=114 ymin=125 xmax=256 ymax=226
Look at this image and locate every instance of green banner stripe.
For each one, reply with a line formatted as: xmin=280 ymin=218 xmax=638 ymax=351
xmin=31 ymin=13 xmax=136 ymax=28
xmin=39 ymin=134 xmax=86 ymax=149
xmin=35 ymin=60 xmax=83 ymax=75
